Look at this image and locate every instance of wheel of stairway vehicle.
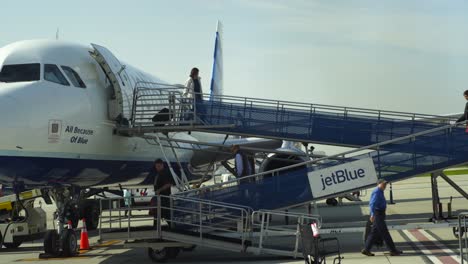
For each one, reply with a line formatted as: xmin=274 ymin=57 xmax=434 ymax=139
xmin=452 ymin=226 xmax=466 ymax=239
xmin=148 ymin=247 xmax=170 ymax=262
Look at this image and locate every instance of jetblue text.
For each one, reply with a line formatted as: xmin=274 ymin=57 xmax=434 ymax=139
xmin=321 ymin=168 xmax=366 ymax=191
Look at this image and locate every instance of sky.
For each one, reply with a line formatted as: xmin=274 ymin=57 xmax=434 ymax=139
xmin=1 ymin=0 xmax=468 ymax=115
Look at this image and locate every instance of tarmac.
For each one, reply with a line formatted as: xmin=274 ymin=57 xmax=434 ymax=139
xmin=0 ymin=175 xmax=467 ymax=264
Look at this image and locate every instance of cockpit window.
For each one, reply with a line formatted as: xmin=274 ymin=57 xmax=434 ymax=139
xmin=44 ymin=64 xmax=69 ymax=86
xmin=0 ymin=63 xmax=40 ymax=83
xmin=61 ymin=66 xmax=86 ymax=88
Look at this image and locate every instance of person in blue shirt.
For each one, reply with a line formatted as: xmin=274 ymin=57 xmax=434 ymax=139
xmin=362 ymin=179 xmax=402 ymax=256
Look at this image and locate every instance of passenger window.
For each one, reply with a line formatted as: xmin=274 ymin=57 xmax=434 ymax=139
xmin=0 ymin=63 xmax=40 ymax=83
xmin=61 ymin=66 xmax=86 ymax=88
xmin=44 ymin=64 xmax=69 ymax=86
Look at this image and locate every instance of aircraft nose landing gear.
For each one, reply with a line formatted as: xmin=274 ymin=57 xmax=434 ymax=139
xmin=40 ymin=186 xmax=80 ymax=258
xmin=42 ymin=229 xmax=78 ymax=258
xmin=42 ymin=220 xmax=79 ymax=258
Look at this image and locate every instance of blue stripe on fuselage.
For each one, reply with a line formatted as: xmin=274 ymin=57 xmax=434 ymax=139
xmin=0 ymin=155 xmax=190 ymax=187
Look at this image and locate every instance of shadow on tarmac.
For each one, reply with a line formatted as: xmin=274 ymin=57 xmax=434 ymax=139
xmin=0 ymin=246 xmax=43 ymax=253
xmin=98 ymin=247 xmax=299 ymax=264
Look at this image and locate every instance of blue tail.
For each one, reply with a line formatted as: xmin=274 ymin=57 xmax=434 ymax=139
xmin=209 ymin=21 xmax=223 ymax=101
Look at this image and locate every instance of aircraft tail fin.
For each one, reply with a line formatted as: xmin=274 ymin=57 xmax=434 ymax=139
xmin=209 ymin=21 xmax=223 ymax=101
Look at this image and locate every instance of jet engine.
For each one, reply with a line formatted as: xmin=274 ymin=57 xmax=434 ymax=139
xmin=258 ymin=142 xmax=311 ymax=176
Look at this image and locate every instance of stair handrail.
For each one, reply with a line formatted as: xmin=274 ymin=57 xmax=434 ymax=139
xmin=130 ymin=81 xmax=196 ymax=127
xmin=202 ymin=93 xmax=457 ymax=122
xmin=99 ymin=194 xmax=253 ymax=244
xmin=130 ymin=81 xmax=457 ymax=125
xmin=182 ymin=120 xmax=468 ymax=195
xmin=459 ymin=212 xmax=468 ymax=263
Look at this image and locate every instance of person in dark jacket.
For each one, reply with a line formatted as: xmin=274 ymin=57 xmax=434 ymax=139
xmin=150 ymin=159 xmax=175 ymax=222
xmin=362 ymin=179 xmax=403 ymax=257
xmin=456 ymin=90 xmax=468 ymax=123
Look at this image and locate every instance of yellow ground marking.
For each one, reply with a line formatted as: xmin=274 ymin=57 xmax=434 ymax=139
xmin=93 ymin=239 xmax=122 ymax=248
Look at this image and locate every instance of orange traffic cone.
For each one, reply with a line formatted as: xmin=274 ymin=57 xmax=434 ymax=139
xmin=80 ymin=218 xmax=90 ymax=250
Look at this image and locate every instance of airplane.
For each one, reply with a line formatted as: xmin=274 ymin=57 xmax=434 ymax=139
xmin=0 ymin=24 xmax=313 ymax=256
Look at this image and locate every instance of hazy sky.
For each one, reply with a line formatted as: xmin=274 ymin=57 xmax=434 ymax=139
xmin=1 ymin=0 xmax=468 ymax=115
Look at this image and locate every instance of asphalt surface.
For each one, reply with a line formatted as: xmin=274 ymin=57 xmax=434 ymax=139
xmin=0 ymin=176 xmax=467 ymax=264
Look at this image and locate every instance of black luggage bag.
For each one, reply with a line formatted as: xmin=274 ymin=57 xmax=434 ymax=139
xmin=299 ymin=223 xmax=342 ymax=264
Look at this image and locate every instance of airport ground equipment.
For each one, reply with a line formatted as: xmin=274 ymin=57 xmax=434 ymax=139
xmin=0 ymin=189 xmax=47 ymax=249
xmin=459 ymin=212 xmax=468 ymax=264
xmin=105 ymin=83 xmax=468 ymax=261
xmin=116 ymin=84 xmax=468 ymax=218
xmin=98 ymin=195 xmax=464 ymax=263
xmin=180 ymin=121 xmax=468 ymax=211
xmin=98 ymin=196 xmax=322 ymax=262
xmin=39 ymin=186 xmax=104 ymax=258
xmin=120 ymin=83 xmax=454 ymax=146
xmin=0 ymin=187 xmax=100 ymax=255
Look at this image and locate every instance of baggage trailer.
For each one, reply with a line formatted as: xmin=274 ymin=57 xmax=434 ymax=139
xmin=0 ymin=189 xmax=48 ymax=248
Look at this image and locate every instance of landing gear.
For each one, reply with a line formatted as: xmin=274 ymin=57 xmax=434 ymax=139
xmin=60 ymin=229 xmax=78 ymax=257
xmin=43 ymin=229 xmax=78 ymax=257
xmin=43 ymin=230 xmax=59 ymax=255
xmin=41 ymin=186 xmax=78 ymax=257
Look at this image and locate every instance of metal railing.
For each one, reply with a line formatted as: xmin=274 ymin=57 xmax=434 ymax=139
xmin=181 ymin=120 xmax=468 ymax=203
xmin=98 ymin=195 xmax=253 ymax=248
xmin=202 ymin=93 xmax=456 ymax=123
xmin=97 ymin=194 xmax=326 ymax=258
xmin=251 ymin=210 xmax=321 ymax=257
xmin=460 ymin=212 xmax=468 ymax=263
xmin=130 ymin=82 xmax=198 ymax=127
xmin=129 ymin=82 xmax=455 ymax=125
xmin=197 ymin=92 xmax=460 ymax=146
xmin=126 ymin=83 xmax=457 ymax=140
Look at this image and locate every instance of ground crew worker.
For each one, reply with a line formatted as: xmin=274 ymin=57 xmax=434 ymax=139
xmin=456 ymin=90 xmax=468 ymax=123
xmin=362 ymin=179 xmax=403 ymax=256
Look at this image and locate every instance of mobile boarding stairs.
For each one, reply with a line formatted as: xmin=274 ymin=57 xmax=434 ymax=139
xmin=103 ymin=83 xmax=468 ymax=261
xmin=98 ymin=195 xmax=327 ymax=262
xmin=117 ymin=83 xmax=468 ymax=206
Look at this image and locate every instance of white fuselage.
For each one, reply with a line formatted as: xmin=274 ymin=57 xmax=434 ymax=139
xmin=0 ymin=40 xmax=198 ymax=186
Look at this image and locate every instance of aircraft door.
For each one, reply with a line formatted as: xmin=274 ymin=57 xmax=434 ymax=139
xmin=90 ymin=44 xmax=134 ymax=123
